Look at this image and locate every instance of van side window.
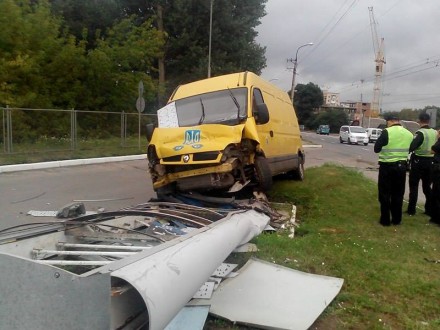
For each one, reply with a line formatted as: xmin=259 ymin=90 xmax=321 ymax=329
xmin=253 ymin=88 xmax=264 ymax=108
xmin=252 ymin=88 xmax=265 ymax=123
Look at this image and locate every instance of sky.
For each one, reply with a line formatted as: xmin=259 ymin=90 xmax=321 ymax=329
xmin=255 ymin=0 xmax=440 ymax=112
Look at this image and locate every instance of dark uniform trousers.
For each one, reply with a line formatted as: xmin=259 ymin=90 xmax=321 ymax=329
xmin=431 ymin=163 xmax=440 ymax=223
xmin=378 ymin=161 xmax=407 ymax=225
xmin=408 ymin=156 xmax=433 ymax=215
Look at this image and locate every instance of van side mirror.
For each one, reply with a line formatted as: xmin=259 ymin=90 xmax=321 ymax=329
xmin=146 ymin=123 xmax=155 ymax=141
xmin=254 ymin=103 xmax=269 ymax=125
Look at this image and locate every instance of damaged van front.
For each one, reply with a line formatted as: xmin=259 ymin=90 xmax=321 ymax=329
xmin=147 ymin=72 xmax=304 ymax=194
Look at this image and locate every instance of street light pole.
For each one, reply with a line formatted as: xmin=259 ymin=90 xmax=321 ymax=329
xmin=289 ymin=42 xmax=313 ymax=104
xmin=207 ymin=0 xmax=213 ymax=78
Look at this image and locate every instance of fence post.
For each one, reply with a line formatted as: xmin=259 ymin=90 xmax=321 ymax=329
xmin=120 ymin=111 xmax=125 ymax=147
xmin=4 ymin=106 xmax=13 ymax=153
xmin=2 ymin=107 xmax=5 ymax=153
xmin=70 ymin=108 xmax=77 ymax=150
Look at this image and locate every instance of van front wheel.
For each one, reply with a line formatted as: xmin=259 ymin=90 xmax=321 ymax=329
xmin=255 ymin=157 xmax=273 ymax=192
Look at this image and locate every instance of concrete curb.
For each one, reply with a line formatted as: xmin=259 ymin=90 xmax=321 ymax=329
xmin=303 ymin=144 xmax=322 ymax=148
xmin=0 ymin=154 xmax=148 ymax=174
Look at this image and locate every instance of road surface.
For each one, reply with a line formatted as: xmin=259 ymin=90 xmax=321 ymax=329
xmin=303 ymin=131 xmax=425 ymax=210
xmin=0 ymin=160 xmax=154 ymax=230
xmin=0 ymin=133 xmax=425 ymax=230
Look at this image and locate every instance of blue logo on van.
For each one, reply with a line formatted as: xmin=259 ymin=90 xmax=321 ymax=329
xmin=183 ymin=130 xmax=201 ymax=145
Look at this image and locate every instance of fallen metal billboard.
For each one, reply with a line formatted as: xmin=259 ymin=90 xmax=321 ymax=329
xmin=0 ymin=199 xmax=343 ymax=329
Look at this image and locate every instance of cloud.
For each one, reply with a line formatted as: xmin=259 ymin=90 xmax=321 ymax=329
xmin=256 ymin=0 xmax=440 ymax=111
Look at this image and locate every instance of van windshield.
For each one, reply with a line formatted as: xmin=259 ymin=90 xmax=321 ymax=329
xmin=350 ymin=127 xmax=366 ymax=133
xmin=175 ymin=88 xmax=248 ymax=127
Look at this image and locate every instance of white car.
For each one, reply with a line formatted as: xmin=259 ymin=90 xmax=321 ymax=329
xmin=339 ymin=125 xmax=369 ymax=146
xmin=366 ymin=128 xmax=382 ymax=142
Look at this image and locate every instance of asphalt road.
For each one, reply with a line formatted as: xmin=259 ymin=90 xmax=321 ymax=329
xmin=0 ymin=133 xmax=426 ymax=230
xmin=0 ymin=159 xmax=154 ymax=231
xmin=302 ymin=131 xmax=378 ymax=181
xmin=302 ymin=131 xmax=426 ymax=210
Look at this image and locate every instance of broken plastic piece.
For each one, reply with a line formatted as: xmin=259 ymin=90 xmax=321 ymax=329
xmin=56 ymin=202 xmax=86 ymax=218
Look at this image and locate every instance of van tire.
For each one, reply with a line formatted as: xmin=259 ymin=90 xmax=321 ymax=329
xmin=255 ymin=156 xmax=273 ymax=191
xmin=363 ymin=142 xmax=368 ymax=146
xmin=290 ymin=155 xmax=305 ymax=181
xmin=339 ymin=137 xmax=343 ymax=143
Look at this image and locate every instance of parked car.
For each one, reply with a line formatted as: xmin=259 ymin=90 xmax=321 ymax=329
xmin=339 ymin=125 xmax=369 ymax=145
xmin=316 ymin=124 xmax=330 ymax=135
xmin=366 ymin=128 xmax=382 ymax=142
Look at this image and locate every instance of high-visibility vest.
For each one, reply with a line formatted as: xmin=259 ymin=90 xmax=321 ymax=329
xmin=379 ymin=125 xmax=413 ymax=163
xmin=414 ymin=128 xmax=437 ymax=157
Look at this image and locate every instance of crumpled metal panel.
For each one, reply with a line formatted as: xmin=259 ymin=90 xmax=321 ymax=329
xmin=0 ymin=253 xmax=110 ymax=330
xmin=189 ymin=258 xmax=344 ymax=330
xmin=110 ymin=209 xmax=270 ymax=330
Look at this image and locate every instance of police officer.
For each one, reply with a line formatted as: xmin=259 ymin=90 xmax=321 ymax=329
xmin=374 ymin=114 xmax=414 ymax=226
xmin=430 ymin=131 xmax=440 ymax=225
xmin=407 ymin=113 xmax=437 ymax=216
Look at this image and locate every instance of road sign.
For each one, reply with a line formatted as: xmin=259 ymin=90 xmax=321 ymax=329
xmin=138 ymin=81 xmax=144 ymax=96
xmin=136 ymin=97 xmax=145 ymax=113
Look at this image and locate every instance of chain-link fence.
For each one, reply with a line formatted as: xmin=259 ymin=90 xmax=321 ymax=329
xmin=1 ymin=107 xmax=156 ymax=159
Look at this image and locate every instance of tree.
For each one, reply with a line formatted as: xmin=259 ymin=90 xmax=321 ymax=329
xmin=293 ymin=82 xmax=323 ymax=127
xmin=312 ymin=108 xmax=349 ymax=133
xmin=50 ymin=0 xmax=268 ymax=104
xmin=50 ymin=0 xmax=122 ymax=49
xmin=0 ymin=0 xmax=73 ymax=108
xmin=85 ymin=16 xmax=164 ymax=112
xmin=399 ymin=108 xmax=419 ymax=121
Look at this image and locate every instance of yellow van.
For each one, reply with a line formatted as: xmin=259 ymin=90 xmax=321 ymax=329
xmin=147 ymin=71 xmax=304 ymax=193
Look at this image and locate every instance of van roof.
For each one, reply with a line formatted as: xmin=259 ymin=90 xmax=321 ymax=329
xmin=168 ymin=72 xmax=289 ymax=103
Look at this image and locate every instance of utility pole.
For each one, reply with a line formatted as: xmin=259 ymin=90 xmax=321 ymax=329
xmin=287 ymin=43 xmax=313 ymax=104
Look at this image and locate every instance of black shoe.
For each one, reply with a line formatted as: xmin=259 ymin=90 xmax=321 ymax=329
xmin=423 ymin=211 xmax=431 ymax=216
xmin=406 ymin=210 xmax=415 ymax=216
xmin=429 ymin=218 xmax=440 ymax=225
xmin=392 ymin=222 xmax=401 ymax=226
xmin=380 ymin=221 xmax=391 ymax=226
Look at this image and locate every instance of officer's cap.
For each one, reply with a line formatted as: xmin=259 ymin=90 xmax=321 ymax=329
xmin=383 ymin=113 xmax=399 ymax=121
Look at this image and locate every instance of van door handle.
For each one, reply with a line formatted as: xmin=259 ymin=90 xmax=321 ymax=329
xmin=270 ymin=130 xmax=274 ymax=137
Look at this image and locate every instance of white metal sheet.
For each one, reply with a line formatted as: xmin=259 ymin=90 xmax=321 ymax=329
xmin=189 ymin=258 xmax=344 ymax=330
xmin=164 ymin=306 xmax=210 ymax=330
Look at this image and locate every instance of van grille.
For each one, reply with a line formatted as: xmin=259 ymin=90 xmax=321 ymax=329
xmin=163 ymin=155 xmax=181 ymax=162
xmin=193 ymin=152 xmax=220 ymax=161
xmin=162 ymin=151 xmax=220 ymax=163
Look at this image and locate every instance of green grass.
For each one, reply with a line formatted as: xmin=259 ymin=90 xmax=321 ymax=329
xmin=251 ymin=164 xmax=440 ymax=329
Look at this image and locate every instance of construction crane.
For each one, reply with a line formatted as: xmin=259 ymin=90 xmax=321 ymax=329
xmin=368 ymin=7 xmax=385 ymax=118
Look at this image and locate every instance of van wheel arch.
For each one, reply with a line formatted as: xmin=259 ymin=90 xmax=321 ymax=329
xmin=290 ymin=154 xmax=305 ymax=181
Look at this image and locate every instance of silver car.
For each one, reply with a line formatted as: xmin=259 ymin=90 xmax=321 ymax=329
xmin=339 ymin=125 xmax=369 ymax=146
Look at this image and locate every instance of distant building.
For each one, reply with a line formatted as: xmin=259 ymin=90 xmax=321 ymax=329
xmin=320 ymin=91 xmax=373 ymax=126
xmin=323 ymin=91 xmax=340 ymax=106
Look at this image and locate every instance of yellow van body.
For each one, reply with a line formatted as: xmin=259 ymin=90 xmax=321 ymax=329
xmin=147 ymin=72 xmax=304 ymax=193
